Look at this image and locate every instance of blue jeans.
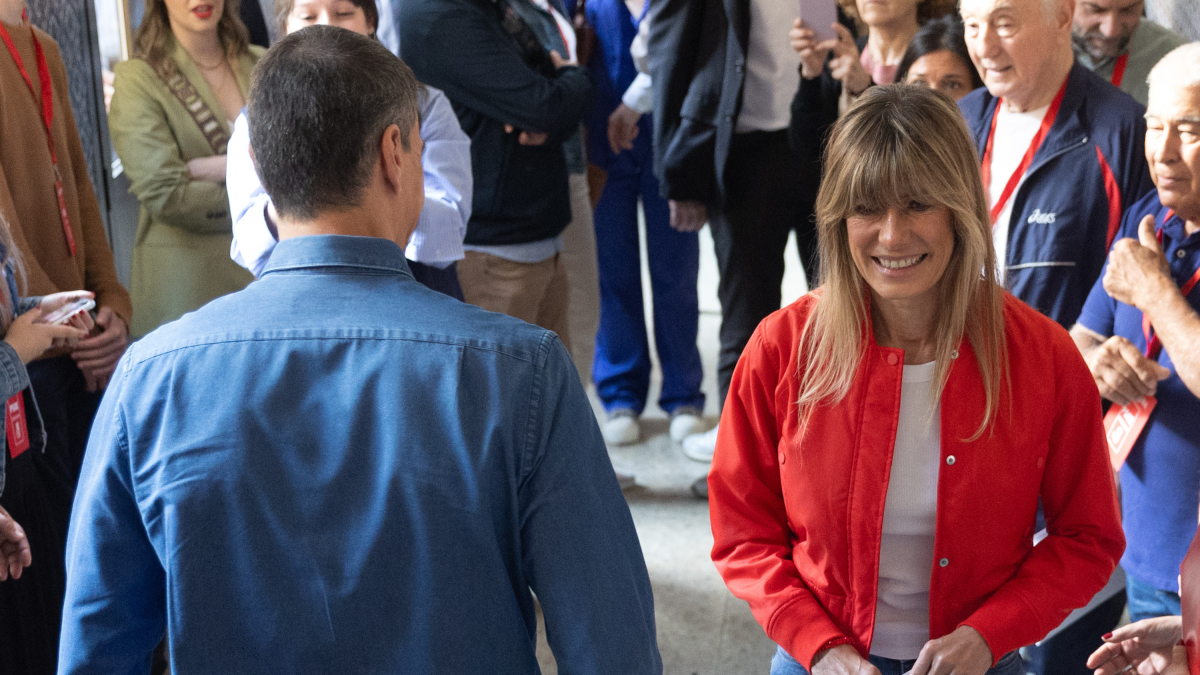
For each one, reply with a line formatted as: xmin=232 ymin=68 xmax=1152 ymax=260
xmin=1126 ymin=573 xmax=1182 ymax=621
xmin=770 ymin=645 xmax=1026 ymax=675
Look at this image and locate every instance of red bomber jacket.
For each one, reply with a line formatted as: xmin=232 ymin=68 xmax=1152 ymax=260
xmin=709 ymin=292 xmax=1125 ymax=670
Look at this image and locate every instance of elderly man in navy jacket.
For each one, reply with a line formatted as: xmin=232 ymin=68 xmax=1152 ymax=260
xmin=958 ymin=0 xmax=1154 ymax=671
xmin=960 ymin=0 xmax=1153 ymax=330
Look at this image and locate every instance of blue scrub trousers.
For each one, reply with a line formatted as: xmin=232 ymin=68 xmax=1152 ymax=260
xmin=591 ymin=124 xmax=703 ymax=415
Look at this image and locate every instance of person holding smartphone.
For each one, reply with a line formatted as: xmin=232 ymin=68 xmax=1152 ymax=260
xmin=0 ymin=214 xmax=93 ymax=674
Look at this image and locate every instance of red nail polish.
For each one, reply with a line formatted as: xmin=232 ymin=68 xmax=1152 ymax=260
xmin=1102 ymin=633 xmax=1113 ymax=640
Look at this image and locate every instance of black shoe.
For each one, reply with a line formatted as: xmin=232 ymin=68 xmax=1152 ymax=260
xmin=690 ymin=475 xmax=708 ymax=500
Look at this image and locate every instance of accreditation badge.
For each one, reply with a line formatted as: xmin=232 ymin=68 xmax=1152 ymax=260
xmin=1102 ymin=396 xmax=1156 ymax=472
xmin=5 ymin=393 xmax=29 ymax=459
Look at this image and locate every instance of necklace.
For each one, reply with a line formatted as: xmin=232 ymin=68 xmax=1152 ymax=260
xmin=191 ymin=54 xmax=225 ymax=70
xmin=181 ymin=44 xmax=225 ymax=71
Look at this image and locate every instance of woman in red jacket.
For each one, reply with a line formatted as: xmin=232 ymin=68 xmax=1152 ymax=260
xmin=709 ymin=84 xmax=1125 ymax=675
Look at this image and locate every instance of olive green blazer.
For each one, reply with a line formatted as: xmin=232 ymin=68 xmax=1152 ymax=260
xmin=109 ymin=38 xmax=264 ymax=337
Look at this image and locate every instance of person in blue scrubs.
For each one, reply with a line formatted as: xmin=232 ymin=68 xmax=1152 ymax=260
xmin=586 ymin=0 xmax=704 ymax=446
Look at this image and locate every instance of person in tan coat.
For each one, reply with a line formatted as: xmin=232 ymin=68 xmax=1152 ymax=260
xmin=109 ymin=0 xmax=262 ymax=337
xmin=0 ymin=0 xmax=132 ymax=668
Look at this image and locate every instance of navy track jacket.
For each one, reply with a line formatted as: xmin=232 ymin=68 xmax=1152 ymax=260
xmin=959 ymin=63 xmax=1154 ymax=328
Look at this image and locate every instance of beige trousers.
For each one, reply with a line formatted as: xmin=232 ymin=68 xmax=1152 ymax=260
xmin=559 ymin=172 xmax=600 ymax=383
xmin=457 ymin=250 xmax=571 ymax=352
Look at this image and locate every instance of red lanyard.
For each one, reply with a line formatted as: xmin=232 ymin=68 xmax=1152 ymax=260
xmin=1142 ymin=209 xmax=1200 ymax=359
xmin=980 ymin=78 xmax=1069 ymax=226
xmin=0 ymin=11 xmax=75 ymax=257
xmin=1111 ymin=53 xmax=1129 ymax=87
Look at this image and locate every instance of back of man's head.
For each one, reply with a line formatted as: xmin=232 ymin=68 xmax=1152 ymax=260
xmin=248 ymin=25 xmax=419 ymax=221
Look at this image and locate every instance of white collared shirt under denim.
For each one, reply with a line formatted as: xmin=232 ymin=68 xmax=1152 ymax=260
xmin=227 ymin=86 xmax=472 ymax=277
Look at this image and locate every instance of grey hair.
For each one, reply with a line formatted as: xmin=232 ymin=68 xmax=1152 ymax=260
xmin=1148 ymin=42 xmax=1200 ymax=101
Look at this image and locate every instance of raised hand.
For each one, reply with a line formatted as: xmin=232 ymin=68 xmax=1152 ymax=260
xmin=1086 ymin=616 xmax=1183 ymax=675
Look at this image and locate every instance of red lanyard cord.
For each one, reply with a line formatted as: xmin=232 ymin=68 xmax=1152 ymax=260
xmin=1111 ymin=53 xmax=1129 ymax=88
xmin=1142 ymin=210 xmax=1200 ymax=359
xmin=980 ymin=78 xmax=1070 ymax=227
xmin=0 ymin=11 xmax=75 ymax=256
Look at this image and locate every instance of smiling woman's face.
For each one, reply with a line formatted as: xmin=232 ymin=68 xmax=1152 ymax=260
xmin=847 ymin=201 xmax=956 ymax=307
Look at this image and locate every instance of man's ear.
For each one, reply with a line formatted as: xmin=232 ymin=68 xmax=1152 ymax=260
xmin=1056 ymin=0 xmax=1075 ymax=32
xmin=379 ymin=124 xmax=405 ymax=193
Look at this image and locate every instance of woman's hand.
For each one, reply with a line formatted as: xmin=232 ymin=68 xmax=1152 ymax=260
xmin=910 ymin=625 xmax=994 ymax=675
xmin=790 ymin=19 xmax=838 ymax=79
xmin=39 ymin=291 xmax=96 ymax=334
xmin=811 ymin=644 xmax=883 ymax=675
xmin=0 ymin=504 xmax=31 ymax=581
xmin=1087 ymin=616 xmax=1183 ymax=675
xmin=5 ymin=308 xmax=90 ymax=364
xmin=187 ymin=155 xmax=228 ymax=182
xmin=827 ymin=24 xmax=872 ymax=96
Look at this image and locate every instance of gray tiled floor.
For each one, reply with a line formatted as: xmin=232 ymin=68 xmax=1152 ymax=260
xmin=535 ymin=226 xmax=809 ymax=674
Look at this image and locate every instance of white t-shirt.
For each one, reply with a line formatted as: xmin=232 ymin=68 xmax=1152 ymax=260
xmin=871 ymin=361 xmax=941 ymax=661
xmin=736 ymin=0 xmax=802 ymax=132
xmin=988 ymin=103 xmax=1049 ymax=283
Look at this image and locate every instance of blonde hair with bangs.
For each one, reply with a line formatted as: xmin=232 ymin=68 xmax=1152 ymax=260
xmin=799 ymin=84 xmax=1008 ymax=440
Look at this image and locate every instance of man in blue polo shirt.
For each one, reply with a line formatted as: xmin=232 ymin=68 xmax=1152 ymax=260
xmin=1072 ymin=42 xmax=1200 ymax=625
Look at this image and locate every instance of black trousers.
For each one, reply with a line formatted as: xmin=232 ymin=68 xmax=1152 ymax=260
xmin=410 ymin=260 xmax=465 ymax=302
xmin=710 ymin=130 xmax=820 ymax=407
xmin=0 ymin=356 xmax=101 ymax=675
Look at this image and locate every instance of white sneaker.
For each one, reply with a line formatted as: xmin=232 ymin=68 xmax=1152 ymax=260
xmin=681 ymin=424 xmax=719 ymax=463
xmin=668 ymin=406 xmax=706 ymax=442
xmin=602 ymin=410 xmax=640 ymax=446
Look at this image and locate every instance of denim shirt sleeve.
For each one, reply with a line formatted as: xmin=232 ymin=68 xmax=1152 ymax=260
xmin=17 ymin=296 xmax=41 ymax=315
xmin=0 ymin=340 xmax=31 ymax=403
xmin=0 ymin=339 xmax=30 ymax=498
xmin=59 ymin=355 xmax=168 ymax=674
xmin=517 ymin=333 xmax=662 ymax=674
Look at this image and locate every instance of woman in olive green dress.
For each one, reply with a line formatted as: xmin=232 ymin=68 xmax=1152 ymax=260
xmin=109 ymin=0 xmax=263 ymax=337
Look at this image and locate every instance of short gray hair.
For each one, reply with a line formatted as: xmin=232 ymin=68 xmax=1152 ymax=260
xmin=1147 ymin=42 xmax=1200 ymax=102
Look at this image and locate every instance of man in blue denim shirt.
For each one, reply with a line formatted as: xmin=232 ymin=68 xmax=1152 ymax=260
xmin=59 ymin=27 xmax=660 ymax=675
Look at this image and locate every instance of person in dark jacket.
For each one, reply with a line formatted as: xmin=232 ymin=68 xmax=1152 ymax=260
xmin=399 ymin=0 xmax=592 ymax=346
xmin=648 ymin=0 xmax=825 ymax=470
xmin=958 ymin=0 xmax=1154 ymax=672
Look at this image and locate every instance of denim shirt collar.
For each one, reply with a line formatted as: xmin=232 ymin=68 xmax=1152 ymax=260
xmin=261 ymin=235 xmax=413 ymax=277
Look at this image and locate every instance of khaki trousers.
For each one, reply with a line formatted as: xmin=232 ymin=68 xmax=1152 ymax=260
xmin=457 ymin=250 xmax=571 ymax=352
xmin=560 ymin=172 xmax=600 ymax=383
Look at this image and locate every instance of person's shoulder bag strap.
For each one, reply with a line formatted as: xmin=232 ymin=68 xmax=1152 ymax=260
xmin=144 ymin=58 xmax=230 ymax=155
